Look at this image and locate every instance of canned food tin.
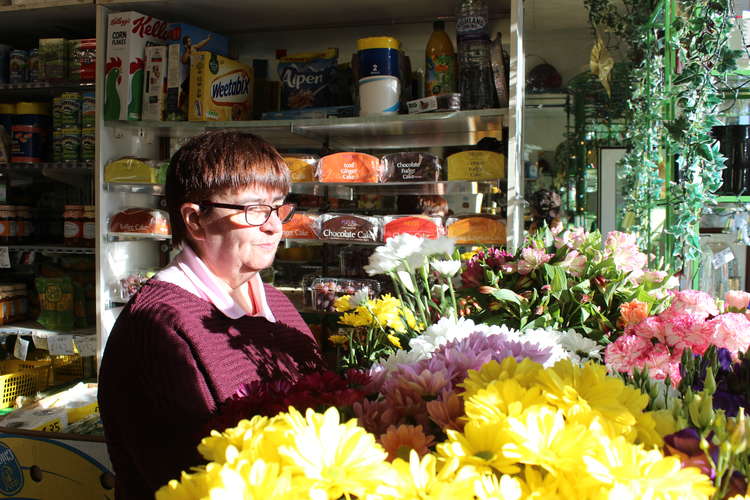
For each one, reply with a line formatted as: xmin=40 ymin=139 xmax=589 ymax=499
xmin=52 ymin=96 xmax=63 ymax=130
xmin=60 ymin=92 xmax=81 ymax=128
xmin=27 ymin=49 xmax=40 ymax=82
xmin=9 ymin=49 xmax=27 ymax=84
xmin=61 ymin=127 xmax=81 ymax=161
xmin=81 ymin=127 xmax=94 ymax=161
xmin=52 ymin=129 xmax=63 ymax=162
xmin=81 ymin=92 xmax=95 ymax=128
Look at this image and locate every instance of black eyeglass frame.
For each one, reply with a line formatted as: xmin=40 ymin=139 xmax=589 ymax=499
xmin=198 ymin=201 xmax=297 ymax=226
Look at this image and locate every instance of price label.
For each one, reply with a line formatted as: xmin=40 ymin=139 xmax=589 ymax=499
xmin=13 ymin=337 xmax=28 ymax=361
xmin=0 ymin=247 xmax=9 ymax=269
xmin=48 ymin=335 xmax=75 ymax=356
xmin=32 ymin=334 xmax=49 ymax=351
xmin=38 ymin=419 xmax=62 ymax=433
xmin=74 ymin=335 xmax=97 ymax=357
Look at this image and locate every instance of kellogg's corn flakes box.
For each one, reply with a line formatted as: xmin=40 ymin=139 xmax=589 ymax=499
xmin=105 ymin=11 xmax=169 ymax=121
xmin=189 ymin=51 xmax=253 ymax=121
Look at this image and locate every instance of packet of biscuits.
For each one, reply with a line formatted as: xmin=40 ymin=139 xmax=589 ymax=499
xmin=278 ymin=48 xmax=338 ymax=110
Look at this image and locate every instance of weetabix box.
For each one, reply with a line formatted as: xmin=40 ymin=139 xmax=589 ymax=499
xmin=104 ymin=11 xmax=169 ymax=121
xmin=164 ymin=23 xmax=229 ymax=121
xmin=141 ymin=45 xmax=168 ymax=121
xmin=188 ymin=51 xmax=253 ymax=121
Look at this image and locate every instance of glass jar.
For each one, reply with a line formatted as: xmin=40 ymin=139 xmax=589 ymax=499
xmin=63 ymin=204 xmax=83 ymax=246
xmin=0 ymin=205 xmax=12 ymax=244
xmin=18 ymin=206 xmax=32 ymax=244
xmin=82 ymin=205 xmax=95 ymax=247
xmin=0 ymin=285 xmax=17 ymax=323
xmin=11 ymin=284 xmax=26 ymax=322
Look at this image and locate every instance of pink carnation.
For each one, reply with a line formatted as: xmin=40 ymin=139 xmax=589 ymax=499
xmin=725 ymin=290 xmax=750 ymax=311
xmin=660 ymin=313 xmax=709 ymax=355
xmin=605 ymin=335 xmax=652 ymax=374
xmin=701 ymin=313 xmax=750 ymax=359
xmin=629 ymin=316 xmax=665 ymax=342
xmin=662 ymin=290 xmax=719 ymax=320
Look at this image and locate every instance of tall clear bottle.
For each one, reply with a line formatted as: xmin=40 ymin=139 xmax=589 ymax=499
xmin=456 ymin=0 xmax=495 ymax=109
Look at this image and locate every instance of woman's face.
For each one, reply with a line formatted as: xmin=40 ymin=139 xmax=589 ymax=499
xmin=194 ymin=185 xmax=286 ymax=288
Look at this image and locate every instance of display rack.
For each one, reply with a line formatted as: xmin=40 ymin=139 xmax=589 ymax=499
xmin=291 ymin=180 xmax=496 ymax=199
xmin=5 ymin=245 xmax=95 ymax=255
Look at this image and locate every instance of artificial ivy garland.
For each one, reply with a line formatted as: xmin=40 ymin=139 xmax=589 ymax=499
xmin=583 ymin=0 xmax=739 ymax=269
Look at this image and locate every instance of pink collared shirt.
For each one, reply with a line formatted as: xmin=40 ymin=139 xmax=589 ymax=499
xmin=155 ymin=245 xmax=276 ymax=322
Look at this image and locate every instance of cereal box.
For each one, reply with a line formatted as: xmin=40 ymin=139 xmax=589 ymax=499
xmin=188 ymin=51 xmax=253 ymax=121
xmin=105 ymin=11 xmax=169 ymax=121
xmin=141 ymin=45 xmax=167 ymax=121
xmin=164 ymin=23 xmax=229 ymax=121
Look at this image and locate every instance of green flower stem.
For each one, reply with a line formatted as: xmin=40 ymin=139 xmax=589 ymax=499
xmin=447 ymin=275 xmax=458 ymax=319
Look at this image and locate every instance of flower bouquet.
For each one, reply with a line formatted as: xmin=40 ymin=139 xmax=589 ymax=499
xmin=458 ymin=226 xmax=677 ymax=342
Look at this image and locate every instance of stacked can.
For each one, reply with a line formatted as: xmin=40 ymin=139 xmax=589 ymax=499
xmin=60 ymin=91 xmax=81 ymax=162
xmin=81 ymin=92 xmax=95 ymax=161
xmin=51 ymin=96 xmax=63 ymax=162
xmin=9 ymin=50 xmax=27 ymax=84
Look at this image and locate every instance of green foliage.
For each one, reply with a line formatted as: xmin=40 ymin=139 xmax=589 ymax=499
xmin=583 ymin=0 xmax=740 ymax=269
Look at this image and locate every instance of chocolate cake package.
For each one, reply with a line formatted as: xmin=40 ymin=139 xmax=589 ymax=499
xmin=380 ymin=152 xmax=442 ymax=182
xmin=316 ymin=213 xmax=382 ymax=242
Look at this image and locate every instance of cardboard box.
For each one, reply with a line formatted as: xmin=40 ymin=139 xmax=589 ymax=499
xmin=142 ymin=45 xmax=168 ymax=121
xmin=165 ymin=23 xmax=229 ymax=121
xmin=188 ymin=51 xmax=252 ymax=121
xmin=104 ymin=11 xmax=169 ymax=121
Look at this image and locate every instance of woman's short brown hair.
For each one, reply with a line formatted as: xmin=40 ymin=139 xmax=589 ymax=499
xmin=165 ymin=130 xmax=291 ymax=247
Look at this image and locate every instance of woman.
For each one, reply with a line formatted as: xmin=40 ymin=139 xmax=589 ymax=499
xmin=98 ymin=131 xmax=323 ymax=499
xmin=528 ymin=188 xmax=563 ymax=234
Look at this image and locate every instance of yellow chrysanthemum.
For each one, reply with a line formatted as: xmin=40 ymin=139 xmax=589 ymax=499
xmin=473 ymin=472 xmax=524 ymax=500
xmin=536 ymin=360 xmax=642 ymax=440
xmin=390 ymin=450 xmax=479 ymax=499
xmin=340 ymin=306 xmax=373 ymax=328
xmin=275 ymin=406 xmax=400 ymax=499
xmin=583 ymin=435 xmax=715 ymax=499
xmin=518 ymin=465 xmax=565 ymax=500
xmin=461 ymin=357 xmax=544 ymax=398
xmin=328 ymin=334 xmax=348 ymax=345
xmin=502 ymin=406 xmax=596 ymax=475
xmin=334 ymin=295 xmax=354 ymax=312
xmin=461 ymin=247 xmax=482 ymax=261
xmin=437 ymin=420 xmax=519 ymax=475
xmin=387 ymin=334 xmax=402 ymax=349
xmin=156 ymin=458 xmax=295 ymax=500
xmin=198 ymin=415 xmax=270 ymax=463
xmin=464 ymin=378 xmax=546 ymax=425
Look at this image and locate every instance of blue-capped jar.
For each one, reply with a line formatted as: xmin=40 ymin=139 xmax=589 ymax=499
xmin=356 ymin=36 xmax=401 ymax=116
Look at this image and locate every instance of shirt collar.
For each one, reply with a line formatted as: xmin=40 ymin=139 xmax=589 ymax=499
xmin=157 ymin=244 xmax=276 ymax=322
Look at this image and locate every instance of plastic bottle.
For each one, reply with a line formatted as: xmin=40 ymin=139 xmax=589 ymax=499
xmin=425 ymin=20 xmax=456 ymax=97
xmin=456 ymin=0 xmax=495 ymax=109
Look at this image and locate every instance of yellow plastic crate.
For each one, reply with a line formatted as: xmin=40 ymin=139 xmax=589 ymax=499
xmin=0 ymin=371 xmax=39 ymax=409
xmin=2 ymin=359 xmax=52 ymax=390
xmin=51 ymin=355 xmax=85 ymax=385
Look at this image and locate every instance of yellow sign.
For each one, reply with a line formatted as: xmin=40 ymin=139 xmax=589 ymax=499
xmin=0 ymin=433 xmax=113 ymax=499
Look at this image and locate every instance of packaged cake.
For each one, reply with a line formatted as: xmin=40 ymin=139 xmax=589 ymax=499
xmin=283 ymin=154 xmax=319 ymax=183
xmin=380 ymin=152 xmax=442 ymax=182
xmin=282 ymin=213 xmax=319 ymax=240
xmin=310 ymin=277 xmax=380 ymax=312
xmin=317 ymin=152 xmax=381 ymax=183
xmin=104 ymin=157 xmax=167 ymax=184
xmin=109 ymin=208 xmax=170 ymax=237
xmin=383 ymin=215 xmax=444 ymax=240
xmin=447 ymin=150 xmax=505 ymax=181
xmin=446 ymin=215 xmax=506 ymax=244
xmin=317 ymin=213 xmax=381 ymax=242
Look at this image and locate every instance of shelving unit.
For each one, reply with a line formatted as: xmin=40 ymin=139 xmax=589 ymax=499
xmin=103 ymin=182 xmax=164 ymax=195
xmin=291 ymin=180 xmax=496 ymax=199
xmin=6 ymin=245 xmax=94 ymax=254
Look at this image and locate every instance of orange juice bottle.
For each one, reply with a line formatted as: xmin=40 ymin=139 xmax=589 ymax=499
xmin=425 ymin=20 xmax=456 ymax=96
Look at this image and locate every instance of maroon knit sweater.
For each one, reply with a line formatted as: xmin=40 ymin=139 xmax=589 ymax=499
xmin=97 ymin=280 xmax=322 ymax=500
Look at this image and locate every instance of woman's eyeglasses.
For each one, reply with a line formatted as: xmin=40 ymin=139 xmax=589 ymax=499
xmin=199 ymin=201 xmax=296 ymax=226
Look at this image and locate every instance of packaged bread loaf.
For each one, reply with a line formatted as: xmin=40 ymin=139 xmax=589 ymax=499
xmin=445 ymin=215 xmax=505 ymax=244
xmin=383 ymin=215 xmax=444 ymax=240
xmin=109 ymin=208 xmax=170 ymax=237
xmin=283 ymin=154 xmax=319 ymax=182
xmin=381 ymin=152 xmax=441 ymax=182
xmin=317 ymin=213 xmax=381 ymax=242
xmin=317 ymin=152 xmax=381 ymax=183
xmin=282 ymin=213 xmax=319 ymax=239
